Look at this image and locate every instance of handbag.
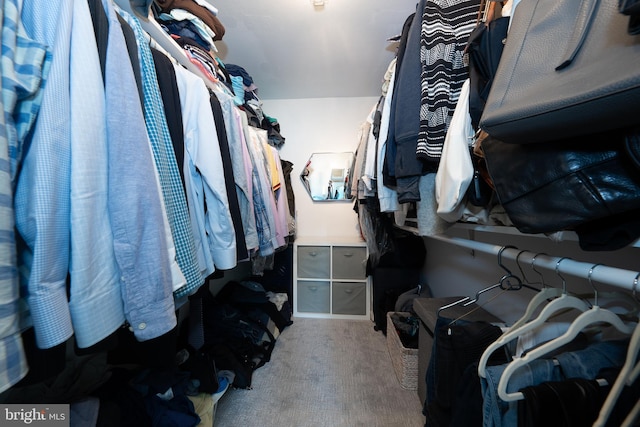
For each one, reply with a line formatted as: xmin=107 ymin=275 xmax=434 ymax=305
xmin=479 ymin=0 xmax=640 ymax=144
xmin=466 ymin=14 xmax=510 ymax=129
xmin=481 ymin=127 xmax=640 ymax=240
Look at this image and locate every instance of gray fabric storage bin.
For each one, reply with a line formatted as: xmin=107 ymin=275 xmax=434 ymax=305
xmin=297 ymin=281 xmax=330 ymax=313
xmin=297 ymin=246 xmax=330 ymax=278
xmin=331 ymin=282 xmax=366 ymax=315
xmin=332 ymin=246 xmax=366 ymax=279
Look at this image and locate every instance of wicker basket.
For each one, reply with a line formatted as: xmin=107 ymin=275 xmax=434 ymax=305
xmin=386 ymin=312 xmax=419 ymax=391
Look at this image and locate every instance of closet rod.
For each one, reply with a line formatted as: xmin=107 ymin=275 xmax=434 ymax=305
xmin=427 ymin=234 xmax=640 ymax=292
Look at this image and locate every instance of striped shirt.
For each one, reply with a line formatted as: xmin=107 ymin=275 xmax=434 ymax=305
xmin=417 ymin=0 xmax=480 ymax=162
xmin=1 ymin=0 xmax=50 ymax=390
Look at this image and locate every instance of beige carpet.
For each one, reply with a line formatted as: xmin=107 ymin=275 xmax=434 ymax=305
xmin=214 ymin=317 xmax=425 ymax=427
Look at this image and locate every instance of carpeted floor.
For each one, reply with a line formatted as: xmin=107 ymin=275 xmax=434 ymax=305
xmin=214 ymin=317 xmax=425 ymax=427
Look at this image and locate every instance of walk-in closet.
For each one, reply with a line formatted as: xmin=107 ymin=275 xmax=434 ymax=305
xmin=1 ymin=0 xmax=639 ymax=426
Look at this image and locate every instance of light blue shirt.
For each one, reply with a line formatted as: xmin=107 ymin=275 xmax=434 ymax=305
xmin=68 ymin=0 xmax=124 ymax=349
xmin=17 ymin=0 xmax=74 ymax=349
xmin=214 ymin=91 xmax=259 ymax=253
xmin=103 ymin=0 xmax=177 ymax=340
xmin=0 ymin=0 xmax=49 ymax=390
xmin=115 ymin=6 xmax=204 ymax=297
xmin=173 ymin=63 xmax=237 ymax=282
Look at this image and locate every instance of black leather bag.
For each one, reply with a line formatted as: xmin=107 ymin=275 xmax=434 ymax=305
xmin=482 ymin=128 xmax=640 ymax=238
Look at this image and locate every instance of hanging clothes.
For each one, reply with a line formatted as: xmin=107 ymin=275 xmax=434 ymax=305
xmin=69 ymin=0 xmax=125 ymax=349
xmin=213 ymin=90 xmax=260 ymax=254
xmin=17 ymin=0 xmax=77 ymax=349
xmin=117 ymin=5 xmax=204 ymax=298
xmin=416 ymin=0 xmax=481 ymax=163
xmin=386 ymin=1 xmax=427 ymax=204
xmin=481 ymin=339 xmax=629 ymax=427
xmin=172 ymin=60 xmax=237 ymax=279
xmin=425 ymin=316 xmax=505 ymax=427
xmin=102 ymin=0 xmax=181 ymax=341
xmin=0 ymin=0 xmax=50 ymax=391
xmin=208 ymin=93 xmax=249 ymax=262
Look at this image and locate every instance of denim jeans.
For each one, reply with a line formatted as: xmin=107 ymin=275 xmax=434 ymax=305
xmin=480 ymin=339 xmax=629 ymax=427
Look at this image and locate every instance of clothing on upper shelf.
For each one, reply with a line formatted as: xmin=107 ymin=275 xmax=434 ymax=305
xmin=155 ymin=0 xmax=225 ymax=40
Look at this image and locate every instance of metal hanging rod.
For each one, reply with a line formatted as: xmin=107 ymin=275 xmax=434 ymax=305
xmin=428 ymin=234 xmax=640 ymax=293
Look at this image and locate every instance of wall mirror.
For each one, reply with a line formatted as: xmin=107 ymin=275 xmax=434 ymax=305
xmin=300 ymin=152 xmax=355 ymax=202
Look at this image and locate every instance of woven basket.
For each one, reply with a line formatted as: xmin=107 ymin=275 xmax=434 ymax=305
xmin=386 ymin=312 xmax=419 ymax=391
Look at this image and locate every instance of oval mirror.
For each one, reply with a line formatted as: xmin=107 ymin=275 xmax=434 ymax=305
xmin=300 ymin=152 xmax=355 ymax=202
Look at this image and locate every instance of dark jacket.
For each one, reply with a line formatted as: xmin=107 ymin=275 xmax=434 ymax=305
xmin=384 ymin=0 xmax=431 ymax=203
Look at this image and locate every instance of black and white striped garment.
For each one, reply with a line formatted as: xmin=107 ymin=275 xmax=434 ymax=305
xmin=417 ymin=0 xmax=480 ymax=162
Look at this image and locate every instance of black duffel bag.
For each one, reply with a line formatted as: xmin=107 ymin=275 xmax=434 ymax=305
xmin=481 ymin=127 xmax=640 ymax=250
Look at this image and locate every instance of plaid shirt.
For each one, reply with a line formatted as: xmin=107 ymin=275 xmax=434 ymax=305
xmin=1 ymin=0 xmax=50 ymax=390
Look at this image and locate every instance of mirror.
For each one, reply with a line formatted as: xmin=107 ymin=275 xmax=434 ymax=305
xmin=300 ymin=152 xmax=355 ymax=201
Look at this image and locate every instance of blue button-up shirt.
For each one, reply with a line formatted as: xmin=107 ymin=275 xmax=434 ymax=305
xmin=16 ymin=0 xmax=74 ymax=349
xmin=103 ymin=0 xmax=177 ymax=340
xmin=68 ymin=0 xmax=125 ymax=349
xmin=173 ymin=63 xmax=237 ymax=281
xmin=115 ymin=6 xmax=204 ymax=297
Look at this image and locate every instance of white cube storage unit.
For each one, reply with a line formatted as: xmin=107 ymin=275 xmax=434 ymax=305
xmin=294 ymin=237 xmax=369 ymax=319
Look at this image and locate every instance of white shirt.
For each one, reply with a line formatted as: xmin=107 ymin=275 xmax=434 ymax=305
xmin=174 ymin=63 xmax=237 ymax=271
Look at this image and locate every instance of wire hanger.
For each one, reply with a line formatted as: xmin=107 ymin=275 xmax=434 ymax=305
xmin=437 ymin=246 xmax=516 ymax=317
xmin=461 ymin=249 xmax=543 ymax=312
xmin=478 ymin=257 xmax=591 ymax=379
xmin=496 ymin=264 xmax=636 ymax=402
xmin=462 ymin=246 xmax=524 ymax=306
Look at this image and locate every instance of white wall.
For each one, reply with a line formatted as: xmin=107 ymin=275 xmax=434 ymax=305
xmin=263 ymin=96 xmax=378 ymax=239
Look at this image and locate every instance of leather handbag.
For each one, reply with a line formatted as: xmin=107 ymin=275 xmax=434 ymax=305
xmin=481 ymin=127 xmax=640 ymax=237
xmin=479 ymin=0 xmax=640 ymax=144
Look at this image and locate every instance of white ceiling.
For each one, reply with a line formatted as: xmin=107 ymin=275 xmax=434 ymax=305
xmin=210 ymin=0 xmax=419 ymax=100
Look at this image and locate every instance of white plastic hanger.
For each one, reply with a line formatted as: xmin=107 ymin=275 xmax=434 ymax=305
xmin=621 ymin=400 xmax=640 ymax=427
xmin=593 ymin=273 xmax=640 ymax=427
xmin=112 ymin=0 xmax=219 ymax=92
xmin=497 ymin=265 xmax=636 ymax=402
xmin=478 ymin=257 xmax=591 ymax=378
